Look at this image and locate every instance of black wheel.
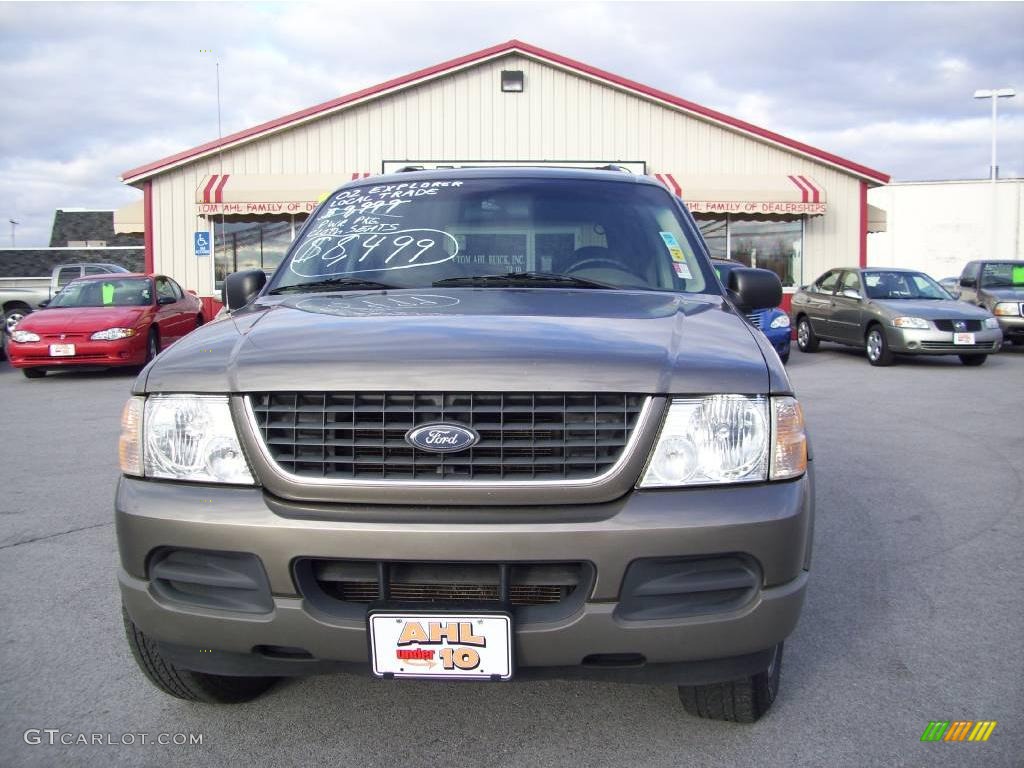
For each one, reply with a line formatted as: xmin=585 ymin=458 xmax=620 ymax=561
xmin=795 ymin=316 xmax=819 ymax=352
xmin=959 ymin=354 xmax=987 ymax=366
xmin=122 ymin=606 xmax=277 ymax=704
xmin=679 ymin=643 xmax=783 ymax=723
xmin=4 ymin=305 xmax=30 ymax=334
xmin=145 ymin=328 xmax=159 ymax=363
xmin=196 ymin=314 xmax=205 ymax=328
xmin=779 ymin=350 xmax=790 ymax=365
xmin=3 ymin=305 xmax=31 ymax=360
xmin=22 ymin=367 xmax=45 ymax=379
xmin=865 ymin=325 xmax=893 ymax=366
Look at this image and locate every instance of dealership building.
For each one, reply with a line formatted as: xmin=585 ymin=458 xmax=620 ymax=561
xmin=118 ymin=40 xmax=889 ymax=312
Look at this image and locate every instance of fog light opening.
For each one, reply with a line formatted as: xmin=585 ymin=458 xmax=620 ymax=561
xmin=254 ymin=645 xmax=315 ymax=660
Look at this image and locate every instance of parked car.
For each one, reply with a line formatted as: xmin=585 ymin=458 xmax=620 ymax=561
xmin=1 ymin=262 xmax=130 ymax=359
xmin=115 ymin=167 xmax=813 ymax=723
xmin=791 ymin=267 xmax=1001 ymax=366
xmin=7 ymin=273 xmax=204 ymax=378
xmin=712 ymin=259 xmax=790 ymax=363
xmin=955 ymin=260 xmax=1024 ymax=345
xmin=938 ymin=276 xmax=960 ymax=298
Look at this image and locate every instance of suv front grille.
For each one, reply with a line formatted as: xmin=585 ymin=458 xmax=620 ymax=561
xmin=744 ymin=312 xmax=762 ymax=329
xmin=250 ymin=392 xmax=646 ymax=481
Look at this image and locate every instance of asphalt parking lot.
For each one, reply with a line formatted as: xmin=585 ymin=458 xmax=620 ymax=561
xmin=1 ymin=346 xmax=1022 ymax=768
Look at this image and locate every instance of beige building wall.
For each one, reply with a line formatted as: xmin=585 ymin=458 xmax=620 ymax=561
xmin=869 ymin=179 xmax=1023 ymax=279
xmin=148 ymin=53 xmax=868 ymax=296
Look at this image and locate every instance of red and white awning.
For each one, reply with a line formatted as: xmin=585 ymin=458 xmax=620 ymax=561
xmin=652 ymin=173 xmax=828 ymax=215
xmin=195 ymin=173 xmax=373 ymax=214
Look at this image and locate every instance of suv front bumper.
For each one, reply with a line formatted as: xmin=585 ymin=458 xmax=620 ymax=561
xmin=117 ymin=469 xmax=813 ymax=684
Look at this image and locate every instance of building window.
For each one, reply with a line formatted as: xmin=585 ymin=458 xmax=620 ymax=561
xmin=695 ymin=215 xmax=803 ymax=287
xmin=213 ymin=215 xmax=305 ymax=289
xmin=696 ymin=219 xmax=727 ymax=259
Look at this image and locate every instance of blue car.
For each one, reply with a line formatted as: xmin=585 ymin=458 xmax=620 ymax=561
xmin=712 ymin=259 xmax=791 ymax=363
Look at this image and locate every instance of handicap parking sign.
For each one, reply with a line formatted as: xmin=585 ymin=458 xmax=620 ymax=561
xmin=194 ymin=231 xmax=211 ymax=257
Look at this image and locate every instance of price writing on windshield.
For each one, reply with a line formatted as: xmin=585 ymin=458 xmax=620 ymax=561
xmin=290 ymin=229 xmax=458 ymax=277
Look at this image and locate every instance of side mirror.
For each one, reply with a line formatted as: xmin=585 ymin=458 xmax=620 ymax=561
xmin=38 ymin=299 xmax=50 ymax=308
xmin=728 ymin=267 xmax=782 ymax=312
xmin=959 ymin=276 xmax=976 ymax=288
xmin=841 ymin=289 xmax=862 ymax=300
xmin=157 ymin=295 xmax=176 ymax=306
xmin=223 ymin=269 xmax=267 ymax=311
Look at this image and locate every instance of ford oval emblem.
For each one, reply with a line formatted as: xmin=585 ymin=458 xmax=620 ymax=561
xmin=405 ymin=423 xmax=480 ymax=453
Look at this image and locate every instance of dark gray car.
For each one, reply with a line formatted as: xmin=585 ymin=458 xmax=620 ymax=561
xmin=115 ymin=168 xmax=812 ymax=723
xmin=791 ymin=267 xmax=1002 ymax=366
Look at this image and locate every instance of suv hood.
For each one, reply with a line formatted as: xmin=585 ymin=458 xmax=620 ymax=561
xmin=980 ymin=287 xmax=1024 ymax=301
xmin=141 ymin=288 xmax=781 ymax=395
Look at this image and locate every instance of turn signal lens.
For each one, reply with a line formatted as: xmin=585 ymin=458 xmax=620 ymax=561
xmin=770 ymin=397 xmax=807 ymax=480
xmin=119 ymin=396 xmax=144 ymax=476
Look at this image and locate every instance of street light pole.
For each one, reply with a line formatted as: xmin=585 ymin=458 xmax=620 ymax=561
xmin=8 ymin=219 xmax=18 ymax=248
xmin=973 ymin=88 xmax=1016 ymax=258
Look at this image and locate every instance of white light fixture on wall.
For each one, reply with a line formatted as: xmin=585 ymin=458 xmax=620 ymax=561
xmin=501 ymin=70 xmax=524 ymax=92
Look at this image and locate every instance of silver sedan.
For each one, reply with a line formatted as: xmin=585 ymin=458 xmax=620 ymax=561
xmin=790 ymin=267 xmax=1002 ymax=366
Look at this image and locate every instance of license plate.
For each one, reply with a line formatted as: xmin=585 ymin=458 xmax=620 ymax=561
xmin=369 ymin=612 xmax=512 ymax=680
xmin=953 ymin=333 xmax=975 ymax=345
xmin=49 ymin=344 xmax=75 ymax=357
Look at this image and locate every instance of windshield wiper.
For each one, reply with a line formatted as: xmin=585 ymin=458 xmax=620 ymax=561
xmin=433 ymin=271 xmax=618 ymax=289
xmin=267 ymin=277 xmax=397 ymax=295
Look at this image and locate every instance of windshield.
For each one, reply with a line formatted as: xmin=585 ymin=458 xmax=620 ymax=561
xmin=863 ymin=271 xmax=950 ymax=300
xmin=49 ymin=278 xmax=153 ymax=308
xmin=980 ymin=262 xmax=1024 ymax=288
xmin=268 ymin=178 xmax=713 ymax=294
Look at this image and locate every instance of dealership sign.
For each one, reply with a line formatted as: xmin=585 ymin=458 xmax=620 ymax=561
xmin=197 ymin=201 xmax=319 ymax=215
xmin=686 ymin=201 xmax=828 ymax=215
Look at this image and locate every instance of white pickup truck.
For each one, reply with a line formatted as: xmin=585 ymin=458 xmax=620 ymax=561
xmin=1 ymin=262 xmax=130 ymax=357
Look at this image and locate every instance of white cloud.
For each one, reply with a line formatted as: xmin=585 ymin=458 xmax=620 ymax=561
xmin=2 ymin=1 xmax=1023 ymax=245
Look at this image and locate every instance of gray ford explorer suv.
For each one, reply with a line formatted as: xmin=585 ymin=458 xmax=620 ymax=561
xmin=116 ymin=167 xmax=813 ymax=723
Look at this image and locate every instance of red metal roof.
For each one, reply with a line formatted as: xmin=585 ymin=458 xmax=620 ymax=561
xmin=120 ymin=39 xmax=890 ymax=184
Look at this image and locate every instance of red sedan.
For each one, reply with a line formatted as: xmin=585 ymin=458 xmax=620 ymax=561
xmin=6 ymin=273 xmax=204 ymax=378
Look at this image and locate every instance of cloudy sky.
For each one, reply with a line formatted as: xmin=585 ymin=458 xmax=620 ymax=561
xmin=1 ymin=1 xmax=1022 ymax=247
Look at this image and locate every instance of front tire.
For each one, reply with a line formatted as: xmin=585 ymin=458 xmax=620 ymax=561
xmin=122 ymin=606 xmax=277 ymax=704
xmin=865 ymin=325 xmax=893 ymax=366
xmin=678 ymin=643 xmax=783 ymax=723
xmin=959 ymin=354 xmax=987 ymax=366
xmin=145 ymin=328 xmax=159 ymax=364
xmin=796 ymin=317 xmax=819 ymax=352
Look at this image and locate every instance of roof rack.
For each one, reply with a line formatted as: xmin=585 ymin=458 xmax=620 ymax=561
xmin=394 ymin=165 xmax=426 ymax=173
xmin=593 ymin=164 xmax=633 ymax=174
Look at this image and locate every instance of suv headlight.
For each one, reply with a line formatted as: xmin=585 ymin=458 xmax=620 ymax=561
xmin=984 ymin=316 xmax=1001 ymax=328
xmin=993 ymin=302 xmax=1020 ymax=317
xmin=769 ymin=314 xmax=791 ymax=329
xmin=91 ymin=327 xmax=136 ymax=340
xmin=10 ymin=330 xmax=40 ymax=343
xmin=118 ymin=395 xmax=254 ymax=484
xmin=638 ymin=395 xmax=807 ymax=488
xmin=892 ymin=317 xmax=930 ymax=329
